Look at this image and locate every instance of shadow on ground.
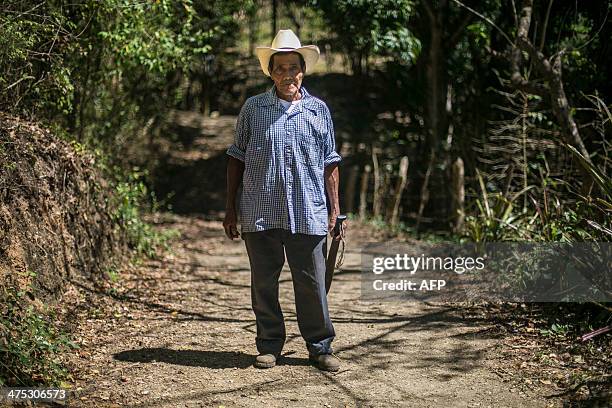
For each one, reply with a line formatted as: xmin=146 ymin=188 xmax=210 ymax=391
xmin=113 ymin=348 xmax=309 ymax=369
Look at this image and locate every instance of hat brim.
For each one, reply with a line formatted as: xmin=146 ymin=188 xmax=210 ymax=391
xmin=255 ymin=45 xmax=320 ymax=77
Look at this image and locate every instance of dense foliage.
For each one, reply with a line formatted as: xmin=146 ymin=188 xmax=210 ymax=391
xmin=0 ymin=0 xmax=248 ymax=386
xmin=1 ymin=0 xmax=248 ymax=154
xmin=310 ymin=0 xmax=611 ymax=242
xmin=3 ymin=0 xmax=609 ymax=244
xmin=0 ymin=0 xmax=610 ymax=398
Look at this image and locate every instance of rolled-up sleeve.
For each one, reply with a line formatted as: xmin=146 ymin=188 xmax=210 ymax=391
xmin=226 ymin=100 xmax=251 ymax=162
xmin=322 ymin=104 xmax=342 ymax=166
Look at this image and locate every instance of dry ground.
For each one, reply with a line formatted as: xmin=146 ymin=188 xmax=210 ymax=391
xmin=61 ymin=215 xmax=562 ymax=408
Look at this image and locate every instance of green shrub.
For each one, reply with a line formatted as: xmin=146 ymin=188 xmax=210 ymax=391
xmin=110 ymin=166 xmax=180 ymax=259
xmin=0 ymin=273 xmax=77 ymax=386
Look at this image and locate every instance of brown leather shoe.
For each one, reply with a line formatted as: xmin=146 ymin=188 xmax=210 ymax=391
xmin=254 ymin=353 xmax=278 ymax=368
xmin=309 ymin=353 xmax=340 ymax=372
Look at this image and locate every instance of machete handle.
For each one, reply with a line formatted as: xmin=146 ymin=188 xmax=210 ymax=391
xmin=333 ymin=214 xmax=347 ymax=237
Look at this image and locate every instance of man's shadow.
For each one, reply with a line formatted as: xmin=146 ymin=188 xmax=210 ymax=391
xmin=113 ymin=348 xmax=308 ymax=369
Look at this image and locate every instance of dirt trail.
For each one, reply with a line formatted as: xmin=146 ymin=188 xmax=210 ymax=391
xmin=63 ymin=215 xmax=561 ymax=408
xmin=63 ymin=115 xmax=560 ymax=407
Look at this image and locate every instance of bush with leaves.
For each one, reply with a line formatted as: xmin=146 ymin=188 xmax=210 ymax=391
xmin=0 ymin=272 xmax=77 ymax=386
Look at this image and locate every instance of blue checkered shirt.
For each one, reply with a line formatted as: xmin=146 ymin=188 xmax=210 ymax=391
xmin=226 ymin=85 xmax=342 ymax=235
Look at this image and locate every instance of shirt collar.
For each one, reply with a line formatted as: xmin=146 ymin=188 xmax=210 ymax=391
xmin=261 ymin=85 xmax=316 ymax=112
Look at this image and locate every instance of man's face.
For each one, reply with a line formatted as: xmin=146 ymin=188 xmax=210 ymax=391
xmin=270 ymin=52 xmax=304 ymax=99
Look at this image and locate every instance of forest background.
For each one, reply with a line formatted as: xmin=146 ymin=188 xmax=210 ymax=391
xmin=0 ymin=0 xmax=610 ymax=399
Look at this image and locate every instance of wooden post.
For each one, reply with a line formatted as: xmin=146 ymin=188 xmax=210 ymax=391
xmin=451 ymin=157 xmax=465 ymax=233
xmin=390 ymin=156 xmax=409 ymax=227
xmin=359 ymin=164 xmax=371 ymax=221
xmin=372 ymin=147 xmax=381 ymax=218
xmin=381 ymin=166 xmax=392 ymax=222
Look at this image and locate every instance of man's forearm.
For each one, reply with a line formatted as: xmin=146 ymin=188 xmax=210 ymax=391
xmin=226 ymin=157 xmax=245 ymax=210
xmin=324 ymin=163 xmax=340 ymax=214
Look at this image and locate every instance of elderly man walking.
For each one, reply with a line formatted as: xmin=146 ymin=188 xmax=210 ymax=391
xmin=223 ymin=29 xmax=342 ymax=371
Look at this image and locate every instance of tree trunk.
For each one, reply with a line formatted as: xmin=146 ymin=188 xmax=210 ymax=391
xmin=511 ymin=0 xmax=593 ymax=192
xmin=359 ymin=164 xmax=371 ymax=221
xmin=516 ymin=0 xmax=589 ymax=161
xmin=451 ymin=157 xmax=465 ymax=233
xmin=390 ymin=157 xmax=410 ymax=227
xmin=416 ymin=1 xmax=452 ymax=233
xmin=372 ymin=147 xmax=382 ymax=218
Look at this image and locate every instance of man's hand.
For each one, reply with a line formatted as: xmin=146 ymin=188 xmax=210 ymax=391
xmin=225 ymin=157 xmax=244 ymax=240
xmin=223 ymin=208 xmax=240 ymax=240
xmin=325 ymin=163 xmax=343 ymax=241
xmin=328 ymin=213 xmax=348 ymax=241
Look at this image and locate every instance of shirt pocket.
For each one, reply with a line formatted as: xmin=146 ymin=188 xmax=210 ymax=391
xmin=244 ymin=131 xmax=273 ymax=177
xmin=297 ymin=119 xmax=325 ymax=165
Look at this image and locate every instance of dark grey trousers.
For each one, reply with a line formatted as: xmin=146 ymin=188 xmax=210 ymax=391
xmin=243 ymin=229 xmax=335 ymax=356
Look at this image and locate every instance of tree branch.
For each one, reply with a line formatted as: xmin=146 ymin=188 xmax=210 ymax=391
xmin=509 ymin=74 xmax=547 ymax=96
xmin=449 ymin=0 xmax=513 ymax=45
xmin=511 ymin=0 xmax=594 ymax=171
xmin=517 ymin=36 xmax=553 ymax=76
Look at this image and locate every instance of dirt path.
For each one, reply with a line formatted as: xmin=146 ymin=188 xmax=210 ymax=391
xmin=60 ymin=115 xmax=561 ymax=407
xmin=62 ymin=214 xmax=560 ymax=408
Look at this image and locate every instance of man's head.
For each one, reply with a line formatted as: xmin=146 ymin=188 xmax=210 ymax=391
xmin=269 ymin=51 xmax=305 ymax=100
xmin=255 ymin=29 xmax=319 ymax=80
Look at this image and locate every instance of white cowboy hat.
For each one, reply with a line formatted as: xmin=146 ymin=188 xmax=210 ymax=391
xmin=255 ymin=29 xmax=320 ymax=77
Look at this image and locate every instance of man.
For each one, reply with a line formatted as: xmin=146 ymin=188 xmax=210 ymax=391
xmin=223 ymin=29 xmax=343 ymax=372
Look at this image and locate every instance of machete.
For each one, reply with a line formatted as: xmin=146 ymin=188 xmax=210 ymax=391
xmin=325 ymin=214 xmax=347 ymax=294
